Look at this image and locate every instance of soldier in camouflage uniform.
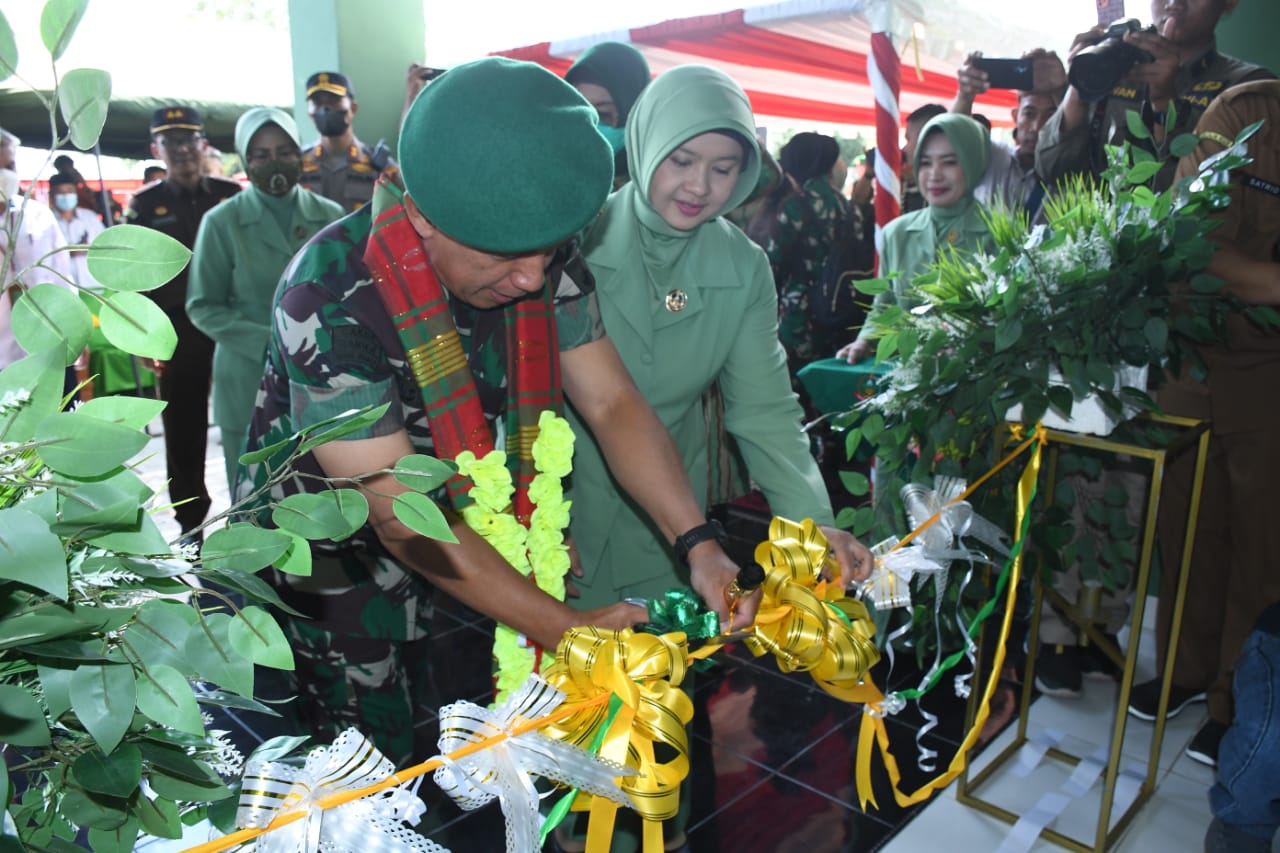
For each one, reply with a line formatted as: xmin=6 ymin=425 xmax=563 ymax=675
xmin=236 ymin=57 xmax=751 ymax=766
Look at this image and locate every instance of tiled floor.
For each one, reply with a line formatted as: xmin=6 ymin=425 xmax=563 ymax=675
xmin=131 ymin=418 xmax=1266 ymax=853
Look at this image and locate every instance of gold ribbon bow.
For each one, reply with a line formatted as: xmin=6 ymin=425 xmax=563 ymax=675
xmin=540 ymin=627 xmax=693 ymax=853
xmin=743 ymin=517 xmax=881 ymax=702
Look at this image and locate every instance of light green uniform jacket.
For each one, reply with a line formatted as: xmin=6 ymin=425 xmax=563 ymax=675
xmin=187 ymin=185 xmax=344 ymax=486
xmin=570 ymin=65 xmax=834 ymax=608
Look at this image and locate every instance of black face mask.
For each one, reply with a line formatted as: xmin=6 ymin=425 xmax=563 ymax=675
xmin=312 ymin=107 xmax=349 ymax=138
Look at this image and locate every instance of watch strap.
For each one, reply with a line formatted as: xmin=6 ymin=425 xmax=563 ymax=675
xmin=673 ymin=519 xmax=726 ymax=565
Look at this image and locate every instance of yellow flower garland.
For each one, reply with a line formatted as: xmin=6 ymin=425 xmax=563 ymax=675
xmin=454 ymin=410 xmax=574 ymax=701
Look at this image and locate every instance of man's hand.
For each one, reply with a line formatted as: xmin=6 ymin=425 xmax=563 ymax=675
xmin=1122 ymin=25 xmax=1182 ymax=107
xmin=837 ymin=338 xmax=873 ymax=364
xmin=144 ymin=358 xmax=166 ymax=377
xmin=955 ymin=51 xmax=990 ymax=109
xmin=818 ymin=525 xmax=873 ymax=586
xmin=688 ymin=541 xmax=758 ymax=631
xmin=576 ymin=601 xmax=649 ymax=633
xmin=1025 ymin=48 xmax=1067 ymax=95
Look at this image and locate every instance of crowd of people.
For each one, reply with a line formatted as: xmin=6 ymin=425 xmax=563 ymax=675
xmin=2 ymin=1 xmax=1278 ymax=849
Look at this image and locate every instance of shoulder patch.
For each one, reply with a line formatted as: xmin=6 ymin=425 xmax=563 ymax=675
xmin=329 ymin=323 xmax=385 ymax=370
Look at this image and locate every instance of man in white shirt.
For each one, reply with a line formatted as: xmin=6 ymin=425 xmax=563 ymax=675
xmin=47 ymin=172 xmax=105 ymax=290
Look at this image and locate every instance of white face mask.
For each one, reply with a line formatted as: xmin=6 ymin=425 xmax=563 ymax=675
xmin=54 ymin=193 xmax=79 ymax=212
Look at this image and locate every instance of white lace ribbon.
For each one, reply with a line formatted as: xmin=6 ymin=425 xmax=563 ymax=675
xmin=431 ymin=675 xmax=633 ymax=853
xmin=236 ymin=728 xmax=446 ymax=853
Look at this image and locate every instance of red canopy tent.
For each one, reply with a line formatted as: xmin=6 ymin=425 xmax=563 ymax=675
xmin=490 ymin=0 xmax=1051 ymax=129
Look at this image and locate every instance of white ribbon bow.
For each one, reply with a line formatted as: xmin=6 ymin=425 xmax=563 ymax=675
xmin=432 ymin=675 xmax=634 ymax=853
xmin=236 ymin=728 xmax=447 ymax=853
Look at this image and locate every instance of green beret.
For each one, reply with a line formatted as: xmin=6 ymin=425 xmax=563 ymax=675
xmin=566 ymin=42 xmax=652 ymax=126
xmin=398 ymin=57 xmax=613 ymax=253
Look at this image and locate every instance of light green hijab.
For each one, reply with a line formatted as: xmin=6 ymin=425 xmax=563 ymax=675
xmin=620 ymin=64 xmax=761 ymax=273
xmin=913 ymin=112 xmax=989 ymax=242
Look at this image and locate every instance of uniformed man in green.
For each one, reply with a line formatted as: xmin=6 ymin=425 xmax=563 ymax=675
xmin=299 ymin=71 xmax=396 ymax=211
xmin=1036 ymin=0 xmax=1273 ymax=192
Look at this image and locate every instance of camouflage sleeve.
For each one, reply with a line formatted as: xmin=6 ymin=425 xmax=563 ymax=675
xmin=274 ymin=279 xmax=405 ymax=440
xmin=551 ymin=243 xmax=605 ymax=351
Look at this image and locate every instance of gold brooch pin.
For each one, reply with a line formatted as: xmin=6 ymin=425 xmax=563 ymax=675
xmin=665 ymin=289 xmax=688 ymax=312
xmin=947 ymin=230 xmax=959 ymax=244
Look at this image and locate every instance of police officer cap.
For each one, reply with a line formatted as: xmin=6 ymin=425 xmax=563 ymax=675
xmin=398 ymin=57 xmax=613 ymax=254
xmin=306 ymin=71 xmax=355 ymax=100
xmin=150 ymin=106 xmax=203 ymax=135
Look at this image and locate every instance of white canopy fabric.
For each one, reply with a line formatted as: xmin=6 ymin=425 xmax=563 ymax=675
xmin=492 ymin=0 xmax=1060 ymax=129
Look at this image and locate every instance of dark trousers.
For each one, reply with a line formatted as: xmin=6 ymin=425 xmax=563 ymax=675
xmin=160 ymin=306 xmax=213 ymax=534
xmin=1156 ymin=428 xmax=1280 ymax=723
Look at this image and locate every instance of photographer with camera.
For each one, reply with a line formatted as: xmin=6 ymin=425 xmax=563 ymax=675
xmin=1036 ymin=0 xmax=1272 ymax=193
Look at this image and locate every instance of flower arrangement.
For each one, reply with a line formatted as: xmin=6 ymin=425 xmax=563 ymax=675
xmin=454 ymin=410 xmax=574 ymax=701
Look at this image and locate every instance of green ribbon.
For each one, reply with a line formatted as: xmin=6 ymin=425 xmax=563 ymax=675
xmin=538 ymin=693 xmax=625 ymax=846
xmin=645 ymin=589 xmax=720 ymax=641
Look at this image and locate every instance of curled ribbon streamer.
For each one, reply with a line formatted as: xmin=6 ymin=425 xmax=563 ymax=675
xmin=539 ymin=627 xmax=694 ymax=853
xmin=743 ymin=517 xmax=881 ymax=701
xmin=236 ymin=729 xmax=443 ymax=853
xmin=856 ymin=430 xmax=1046 ymax=812
xmin=431 ymin=675 xmax=632 ymax=853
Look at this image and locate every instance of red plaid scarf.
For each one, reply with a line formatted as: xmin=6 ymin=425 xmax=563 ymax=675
xmin=364 ymin=176 xmax=562 ymax=523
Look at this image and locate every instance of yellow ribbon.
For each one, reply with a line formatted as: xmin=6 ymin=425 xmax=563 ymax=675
xmin=855 ymin=426 xmax=1046 ymax=810
xmin=540 ymin=627 xmax=693 ymax=853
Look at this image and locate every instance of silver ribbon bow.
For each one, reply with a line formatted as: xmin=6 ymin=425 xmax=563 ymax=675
xmin=432 ymin=674 xmax=634 ymax=853
xmin=236 ymin=728 xmax=446 ymax=853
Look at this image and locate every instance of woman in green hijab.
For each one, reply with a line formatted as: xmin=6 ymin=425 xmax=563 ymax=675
xmin=187 ymin=107 xmax=344 ymax=488
xmin=839 ymin=112 xmax=994 ymax=363
xmin=570 ymin=64 xmax=872 ymax=618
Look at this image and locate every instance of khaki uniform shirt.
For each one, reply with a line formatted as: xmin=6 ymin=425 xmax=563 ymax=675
xmin=299 ymin=139 xmax=397 ymax=212
xmin=1037 ymin=46 xmax=1273 ymax=192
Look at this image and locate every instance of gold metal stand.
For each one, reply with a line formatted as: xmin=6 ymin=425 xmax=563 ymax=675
xmin=955 ymin=414 xmax=1211 ymax=852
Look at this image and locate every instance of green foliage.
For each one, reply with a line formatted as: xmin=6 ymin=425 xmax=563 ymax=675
xmin=837 ymin=120 xmax=1261 ymax=654
xmin=0 ymin=4 xmax=462 ymax=848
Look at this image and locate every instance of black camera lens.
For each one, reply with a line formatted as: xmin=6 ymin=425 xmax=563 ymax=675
xmin=1068 ymin=18 xmax=1154 ymax=102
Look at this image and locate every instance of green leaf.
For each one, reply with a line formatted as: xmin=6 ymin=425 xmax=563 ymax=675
xmin=1124 ymin=110 xmax=1151 ymax=141
xmin=392 ymin=454 xmax=456 ymax=492
xmin=201 ymin=524 xmax=293 ymax=572
xmin=55 ymin=481 xmax=141 ymax=533
xmin=0 ymin=684 xmax=51 ymax=746
xmin=123 ymin=599 xmax=197 ymax=676
xmin=1189 ymin=272 xmax=1223 ymax=294
xmin=1125 ymin=160 xmax=1161 ymax=184
xmin=271 ymin=489 xmax=369 ymax=542
xmin=87 ymin=225 xmax=191 ymax=293
xmin=40 ymin=0 xmax=87 ymax=60
xmin=97 ymin=290 xmax=178 ymax=359
xmin=71 ymin=744 xmax=142 ymax=798
xmin=69 ymin=662 xmax=136 ymax=754
xmin=184 ymin=613 xmax=255 ymax=698
xmin=238 ymin=434 xmax=294 ymax=465
xmin=58 ymin=787 xmax=129 ymax=830
xmin=993 ymin=318 xmax=1023 ymax=353
xmin=875 ymin=332 xmax=898 ymax=362
xmin=136 ymin=664 xmax=204 ymax=734
xmin=0 ymin=346 xmax=65 ymax=442
xmin=1046 ymin=384 xmax=1074 ymax=415
xmin=854 ymin=277 xmax=889 ymax=296
xmin=87 ymin=817 xmax=139 ymax=853
xmin=1170 ymin=133 xmax=1200 ymax=159
xmin=76 ymin=395 xmax=166 ymax=431
xmin=837 ymin=469 xmax=870 ymax=497
xmin=148 ymin=770 xmax=233 ymax=804
xmin=196 ymin=566 xmax=306 ymax=616
xmin=228 ymin=605 xmax=293 ymax=669
xmin=137 ymin=741 xmax=224 ymax=783
xmin=0 ymin=508 xmax=68 ymax=598
xmin=11 ymin=283 xmax=94 ymax=365
xmin=38 ymin=662 xmax=74 ymax=720
xmin=34 ymin=411 xmax=147 ymax=477
xmin=0 ymin=9 xmax=17 ymax=81
xmin=392 ymin=492 xmax=459 ymax=542
xmin=274 ymin=532 xmax=312 ymax=576
xmin=57 ymin=67 xmax=111 ymax=150
xmin=85 ymin=513 xmax=171 ymax=556
xmin=296 ymin=403 xmax=392 ymax=455
xmin=135 ymin=793 xmax=182 ymax=839
xmin=1143 ymin=317 xmax=1168 ymax=351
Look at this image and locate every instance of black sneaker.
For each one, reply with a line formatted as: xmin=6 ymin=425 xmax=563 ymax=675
xmin=1078 ymin=635 xmax=1121 ymax=681
xmin=1034 ymin=644 xmax=1082 ymax=698
xmin=1186 ymin=718 xmax=1228 ymax=768
xmin=1127 ymin=677 xmax=1206 ymax=722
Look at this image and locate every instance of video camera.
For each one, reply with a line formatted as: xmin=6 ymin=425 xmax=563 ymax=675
xmin=1068 ymin=18 xmax=1157 ymax=102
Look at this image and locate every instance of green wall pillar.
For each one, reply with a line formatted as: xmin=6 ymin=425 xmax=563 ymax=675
xmin=286 ymin=0 xmax=425 ymax=153
xmin=1217 ymin=0 xmax=1280 ymax=76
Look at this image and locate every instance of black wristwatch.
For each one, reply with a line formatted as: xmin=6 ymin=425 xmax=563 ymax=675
xmin=672 ymin=520 xmax=726 ymax=566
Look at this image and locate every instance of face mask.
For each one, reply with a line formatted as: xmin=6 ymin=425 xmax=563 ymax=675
xmin=54 ymin=193 xmax=78 ymax=212
xmin=247 ymin=160 xmax=302 ymax=196
xmin=312 ymin=107 xmax=349 ymax=138
xmin=596 ymin=122 xmax=626 ymax=155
